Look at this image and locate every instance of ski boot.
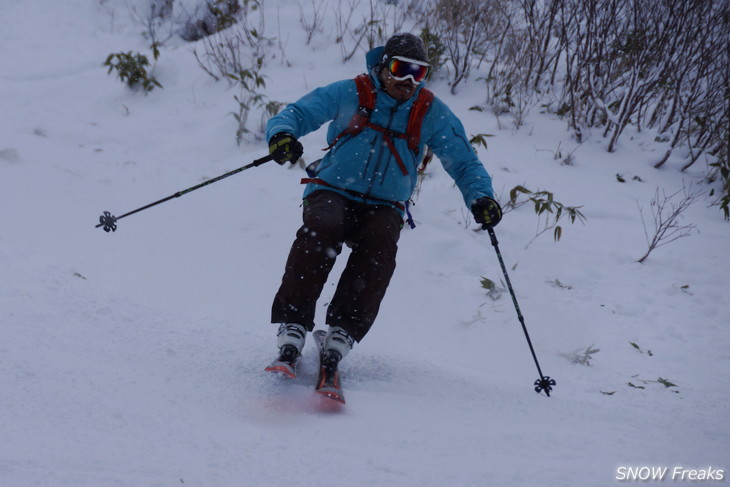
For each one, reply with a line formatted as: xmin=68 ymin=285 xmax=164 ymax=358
xmin=315 ymin=326 xmax=354 ymax=403
xmin=265 ymin=323 xmax=307 ymax=378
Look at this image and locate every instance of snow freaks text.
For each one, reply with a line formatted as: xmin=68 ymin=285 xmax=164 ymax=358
xmin=616 ymin=466 xmax=725 ymax=482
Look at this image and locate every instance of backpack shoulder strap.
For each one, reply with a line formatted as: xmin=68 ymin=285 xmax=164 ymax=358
xmin=348 ymin=73 xmax=376 ymax=133
xmin=406 ymin=87 xmax=434 ymax=153
xmin=353 ymin=73 xmax=376 ymax=111
xmin=325 ymin=74 xmax=376 ymax=150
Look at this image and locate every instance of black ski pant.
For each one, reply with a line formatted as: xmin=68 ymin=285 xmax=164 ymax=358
xmin=271 ymin=190 xmax=403 ymax=342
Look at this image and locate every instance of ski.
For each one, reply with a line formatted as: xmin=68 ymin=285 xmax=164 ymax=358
xmin=264 ymin=359 xmax=297 ymax=379
xmin=264 ymin=331 xmax=346 ymax=404
xmin=264 ymin=344 xmax=299 ymax=379
xmin=313 ymin=330 xmax=346 ymax=404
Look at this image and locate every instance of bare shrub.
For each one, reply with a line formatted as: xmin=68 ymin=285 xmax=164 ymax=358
xmin=636 ymin=183 xmax=701 ymax=264
xmin=708 ymin=153 xmax=730 ymax=220
xmin=192 ymin=1 xmax=267 ymax=82
xmin=334 ymin=0 xmax=406 ymax=63
xmin=409 ymin=0 xmax=493 ymax=94
xmin=187 ymin=0 xmax=276 ymax=143
xmin=178 ymin=0 xmax=244 ymax=42
xmin=299 ymin=0 xmax=327 ymax=45
xmin=126 ymin=0 xmax=174 ymax=52
xmin=555 ymin=0 xmax=726 ymax=173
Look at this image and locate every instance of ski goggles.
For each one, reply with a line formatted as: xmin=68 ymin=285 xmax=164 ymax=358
xmin=386 ymin=56 xmax=430 ymax=84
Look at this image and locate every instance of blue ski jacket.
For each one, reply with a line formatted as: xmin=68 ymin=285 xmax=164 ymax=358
xmin=266 ymin=47 xmax=495 ymax=212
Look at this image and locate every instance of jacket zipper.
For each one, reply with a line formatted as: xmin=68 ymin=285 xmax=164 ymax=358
xmin=367 ymin=102 xmax=401 ymax=193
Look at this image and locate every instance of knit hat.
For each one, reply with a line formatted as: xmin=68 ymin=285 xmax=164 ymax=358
xmin=382 ymin=33 xmax=429 ymax=64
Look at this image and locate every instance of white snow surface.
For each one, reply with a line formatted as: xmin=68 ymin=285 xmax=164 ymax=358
xmin=1 ymin=1 xmax=728 ymax=486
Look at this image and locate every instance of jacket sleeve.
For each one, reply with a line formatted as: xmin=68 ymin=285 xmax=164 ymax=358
xmin=425 ymin=97 xmax=495 ymax=207
xmin=265 ymin=79 xmax=355 ymax=142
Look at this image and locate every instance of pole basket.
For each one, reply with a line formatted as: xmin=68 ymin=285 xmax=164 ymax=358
xmin=99 ymin=211 xmax=118 ymax=232
xmin=534 ymin=376 xmax=556 ymax=396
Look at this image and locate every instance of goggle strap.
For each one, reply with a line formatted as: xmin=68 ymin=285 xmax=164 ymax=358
xmin=390 ymin=55 xmax=430 ymax=67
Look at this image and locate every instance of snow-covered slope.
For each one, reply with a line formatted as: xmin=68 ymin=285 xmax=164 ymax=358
xmin=1 ymin=1 xmax=728 ymax=486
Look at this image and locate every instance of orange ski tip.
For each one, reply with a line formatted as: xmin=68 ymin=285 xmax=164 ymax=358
xmin=315 ymin=389 xmax=346 ymax=404
xmin=265 ymin=364 xmax=296 ymax=379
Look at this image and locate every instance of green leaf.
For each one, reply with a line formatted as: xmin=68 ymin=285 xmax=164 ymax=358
xmin=657 ymin=377 xmax=677 ymax=388
xmin=553 ymin=225 xmax=562 ymax=242
xmin=509 ymin=185 xmax=531 ymax=204
xmin=480 ymin=276 xmax=496 ymax=290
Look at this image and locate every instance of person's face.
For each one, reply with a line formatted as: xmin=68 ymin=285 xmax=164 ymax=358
xmin=380 ymin=68 xmax=418 ymax=101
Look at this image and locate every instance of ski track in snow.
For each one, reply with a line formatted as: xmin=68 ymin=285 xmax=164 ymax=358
xmin=1 ymin=1 xmax=728 ymax=486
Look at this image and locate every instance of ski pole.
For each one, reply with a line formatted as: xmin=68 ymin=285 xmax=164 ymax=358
xmin=485 ymin=226 xmax=556 ymax=397
xmin=95 ymin=154 xmax=274 ymax=232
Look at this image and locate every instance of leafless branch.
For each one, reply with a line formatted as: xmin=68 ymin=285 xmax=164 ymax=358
xmin=636 ymin=183 xmax=701 ymax=264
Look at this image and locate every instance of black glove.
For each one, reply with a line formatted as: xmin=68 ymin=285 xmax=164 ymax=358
xmin=471 ymin=196 xmax=503 ymax=228
xmin=268 ymin=133 xmax=303 ymax=164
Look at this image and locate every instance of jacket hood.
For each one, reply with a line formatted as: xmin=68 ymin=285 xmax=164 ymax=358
xmin=366 ymin=46 xmax=385 ymax=72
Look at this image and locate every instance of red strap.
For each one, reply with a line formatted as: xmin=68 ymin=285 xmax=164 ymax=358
xmin=407 ymin=88 xmax=434 ymax=152
xmin=324 ymin=75 xmax=375 ymax=151
xmin=418 ymin=147 xmax=434 ymax=174
xmin=362 ymin=122 xmax=409 ymax=175
xmin=325 ymin=74 xmax=434 ymax=176
xmin=354 ymin=74 xmax=376 ymax=111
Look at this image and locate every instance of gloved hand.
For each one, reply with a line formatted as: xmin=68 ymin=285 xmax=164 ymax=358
xmin=268 ymin=133 xmax=303 ymax=164
xmin=471 ymin=196 xmax=503 ymax=228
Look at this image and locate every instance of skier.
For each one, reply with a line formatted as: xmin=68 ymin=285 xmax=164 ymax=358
xmin=264 ymin=33 xmax=502 ymax=397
